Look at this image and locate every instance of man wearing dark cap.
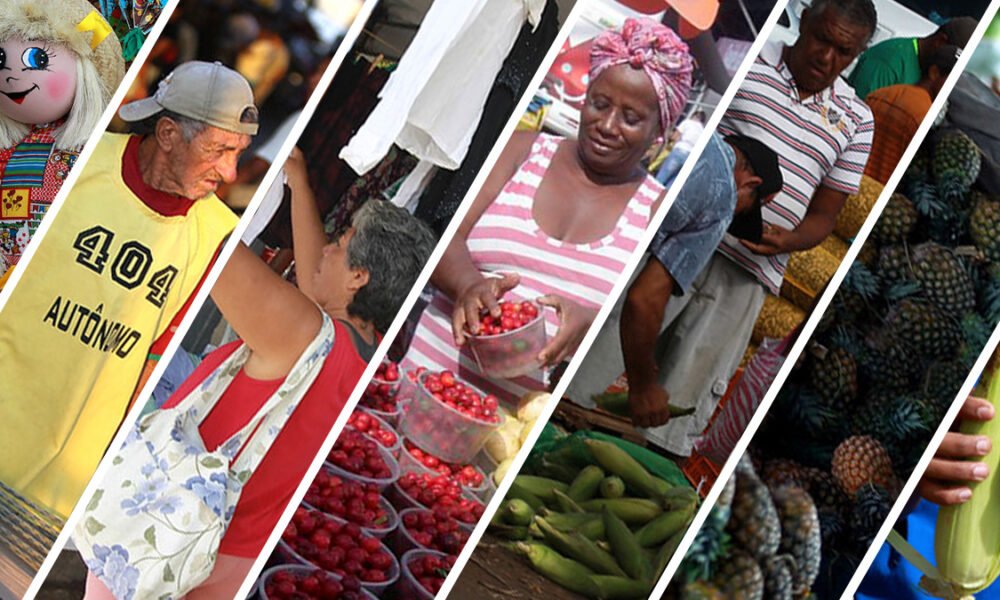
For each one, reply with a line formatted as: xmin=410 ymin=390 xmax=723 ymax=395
xmin=566 ymin=131 xmax=782 ymax=433
xmin=849 ymin=16 xmax=979 ymax=100
xmin=0 ymin=61 xmax=258 ymax=519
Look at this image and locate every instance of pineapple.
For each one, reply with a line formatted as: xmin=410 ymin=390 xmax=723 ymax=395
xmin=752 ymin=296 xmax=806 ymax=345
xmin=808 ymin=346 xmax=858 ymax=409
xmin=803 ymin=468 xmax=850 ymax=515
xmin=760 ymin=458 xmax=809 ymax=490
xmin=681 ymin=582 xmax=727 ymax=600
xmin=909 ymin=243 xmax=976 ymax=314
xmin=873 ymin=193 xmax=917 ymax=245
xmin=762 ymin=555 xmax=797 ymax=600
xmin=771 ymin=485 xmax=822 ymax=595
xmin=830 ymin=435 xmax=896 ymax=495
xmin=835 ymin=175 xmax=883 ymax=239
xmin=933 ymin=129 xmax=982 ymax=200
xmin=859 ymin=336 xmax=920 ymax=390
xmin=876 ymin=244 xmax=914 ymax=288
xmin=850 ymin=483 xmax=893 ymax=549
xmin=727 ymin=468 xmax=781 ymax=560
xmin=821 ymin=235 xmax=850 ymax=261
xmin=713 ymin=549 xmax=764 ymax=600
xmin=970 ymin=191 xmax=1000 ymax=261
xmin=885 ymin=298 xmax=961 ymax=359
xmin=857 ymin=238 xmax=879 ymax=269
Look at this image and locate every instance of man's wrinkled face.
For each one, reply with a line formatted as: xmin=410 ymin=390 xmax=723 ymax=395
xmin=0 ymin=38 xmax=77 ymax=125
xmin=168 ymin=125 xmax=252 ymax=200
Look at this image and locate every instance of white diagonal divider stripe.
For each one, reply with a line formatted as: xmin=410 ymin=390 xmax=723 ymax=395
xmin=648 ymin=4 xmax=1000 ymax=599
xmin=434 ymin=0 xmax=801 ymax=597
xmin=20 ymin=1 xmax=382 ymax=597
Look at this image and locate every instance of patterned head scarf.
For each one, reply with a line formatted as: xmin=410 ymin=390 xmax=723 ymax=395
xmin=590 ymin=18 xmax=694 ymax=132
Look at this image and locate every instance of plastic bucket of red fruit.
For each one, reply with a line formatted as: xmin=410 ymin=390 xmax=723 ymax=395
xmin=277 ymin=508 xmax=400 ymax=595
xmin=398 ymin=439 xmax=492 ymax=499
xmin=303 ymin=465 xmax=400 ymax=539
xmin=258 ymin=564 xmax=377 ymax=600
xmin=392 ymin=507 xmax=471 ymax=557
xmin=386 ymin=472 xmax=486 ymax=532
xmin=361 ymin=361 xmax=404 ymax=427
xmin=399 ymin=371 xmax=504 ymax=463
xmin=324 ymin=428 xmax=401 ymax=491
xmin=348 ymin=408 xmax=403 ymax=458
xmin=396 ymin=550 xmax=456 ymax=600
xmin=468 ymin=299 xmax=547 ymax=379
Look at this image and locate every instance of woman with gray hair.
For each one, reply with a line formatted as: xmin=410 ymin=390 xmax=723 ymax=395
xmin=83 ymin=149 xmax=436 ymax=599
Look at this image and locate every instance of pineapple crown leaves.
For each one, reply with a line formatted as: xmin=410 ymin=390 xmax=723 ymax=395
xmin=679 ymin=506 xmax=731 ymax=583
xmin=908 ymin=179 xmax=947 ymax=218
xmin=884 ymin=280 xmax=923 ymax=303
xmin=959 ymin=312 xmax=993 ymax=368
xmin=830 ymin=326 xmax=865 ymax=358
xmin=785 ymin=386 xmax=838 ymax=434
xmin=887 ymin=397 xmax=931 ymax=440
xmin=842 ymin=263 xmax=880 ymax=300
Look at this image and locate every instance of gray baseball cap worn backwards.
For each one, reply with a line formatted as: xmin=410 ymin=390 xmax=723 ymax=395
xmin=119 ymin=61 xmax=259 ymax=136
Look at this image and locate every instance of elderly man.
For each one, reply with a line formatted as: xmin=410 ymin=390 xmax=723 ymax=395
xmin=848 ymin=16 xmax=978 ymax=100
xmin=0 ymin=61 xmax=256 ymax=518
xmin=567 ymin=132 xmax=782 ymax=428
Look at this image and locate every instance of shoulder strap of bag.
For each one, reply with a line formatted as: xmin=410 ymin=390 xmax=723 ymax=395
xmin=227 ymin=313 xmax=336 ymax=478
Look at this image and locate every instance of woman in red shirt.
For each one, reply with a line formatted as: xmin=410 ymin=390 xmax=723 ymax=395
xmin=84 ymin=149 xmax=436 ymax=599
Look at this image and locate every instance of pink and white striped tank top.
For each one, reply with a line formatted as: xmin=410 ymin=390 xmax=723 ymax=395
xmin=405 ymin=133 xmax=663 ymax=403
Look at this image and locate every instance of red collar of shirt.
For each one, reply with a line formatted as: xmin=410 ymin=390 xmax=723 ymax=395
xmin=121 ymin=135 xmax=196 ymax=217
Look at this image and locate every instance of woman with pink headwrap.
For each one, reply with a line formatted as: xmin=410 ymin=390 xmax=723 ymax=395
xmin=403 ymin=18 xmax=694 ymax=403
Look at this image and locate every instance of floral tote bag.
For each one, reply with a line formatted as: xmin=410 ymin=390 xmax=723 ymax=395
xmin=73 ymin=313 xmax=335 ymax=600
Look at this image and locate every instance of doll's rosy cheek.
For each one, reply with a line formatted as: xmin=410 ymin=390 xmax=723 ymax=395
xmin=45 ymin=72 xmax=74 ymax=103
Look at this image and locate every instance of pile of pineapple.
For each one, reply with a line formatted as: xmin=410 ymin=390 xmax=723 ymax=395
xmin=682 ymin=126 xmax=1000 ymax=597
xmin=670 ymin=456 xmax=822 ymax=599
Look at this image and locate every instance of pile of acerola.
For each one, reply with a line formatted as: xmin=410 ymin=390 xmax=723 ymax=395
xmin=405 ymin=441 xmax=485 ymax=488
xmin=268 ymin=361 xmax=496 ymax=597
xmin=327 ymin=429 xmax=393 ymax=480
xmin=420 ymin=369 xmax=500 ymax=424
xmin=348 ymin=410 xmax=398 ymax=451
xmin=263 ymin=567 xmax=368 ymax=600
xmin=405 ymin=553 xmax=457 ymax=596
xmin=472 ymin=300 xmax=540 ymax=336
xmin=361 ymin=361 xmax=400 ymax=414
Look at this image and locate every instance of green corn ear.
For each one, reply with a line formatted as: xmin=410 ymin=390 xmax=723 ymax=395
xmin=935 ymin=370 xmax=1000 ymax=594
xmin=568 ymin=465 xmax=605 ymax=502
xmin=515 ymin=542 xmax=602 ymax=597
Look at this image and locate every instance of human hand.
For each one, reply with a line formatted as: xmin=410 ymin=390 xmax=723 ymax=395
xmin=918 ymin=395 xmax=995 ymax=506
xmin=740 ymin=224 xmax=795 ymax=256
xmin=628 ymin=382 xmax=672 ymax=428
xmin=284 ymin=147 xmax=309 ymax=189
xmin=536 ymin=295 xmax=596 ymax=367
xmin=452 ymin=272 xmax=521 ymax=345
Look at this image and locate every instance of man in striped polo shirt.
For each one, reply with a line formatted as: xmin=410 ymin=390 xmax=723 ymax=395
xmin=637 ymin=0 xmax=876 ymax=456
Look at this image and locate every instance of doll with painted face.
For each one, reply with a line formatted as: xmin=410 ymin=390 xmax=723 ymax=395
xmin=0 ymin=0 xmax=124 ymax=277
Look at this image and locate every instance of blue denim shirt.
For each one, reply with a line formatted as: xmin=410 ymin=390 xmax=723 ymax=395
xmin=649 ymin=132 xmax=736 ymax=294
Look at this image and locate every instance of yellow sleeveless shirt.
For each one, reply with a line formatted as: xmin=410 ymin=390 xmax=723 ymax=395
xmin=0 ymin=133 xmax=237 ymax=518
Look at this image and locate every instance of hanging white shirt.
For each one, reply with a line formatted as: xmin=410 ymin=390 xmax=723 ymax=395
xmin=340 ymin=0 xmax=547 ymax=174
